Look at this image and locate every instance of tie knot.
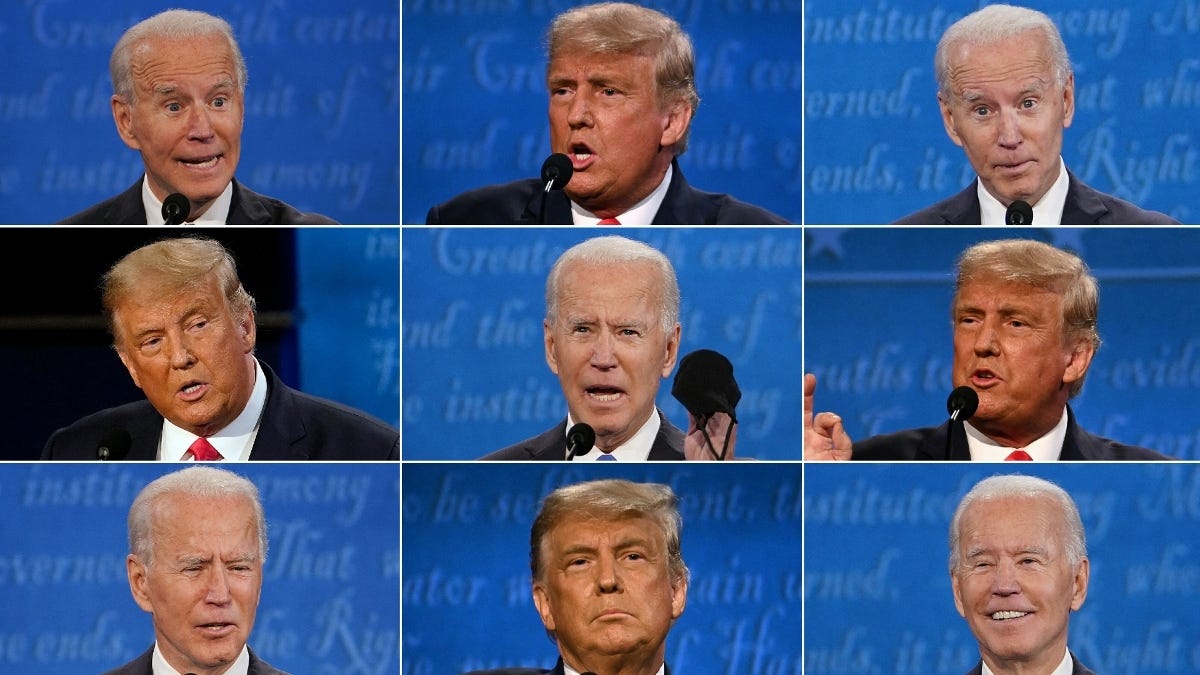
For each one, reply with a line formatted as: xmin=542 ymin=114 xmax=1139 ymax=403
xmin=188 ymin=437 xmax=223 ymax=461
xmin=596 ymin=453 xmax=618 ymax=461
xmin=1004 ymin=449 xmax=1033 ymax=461
xmin=597 ymin=217 xmax=621 ymax=225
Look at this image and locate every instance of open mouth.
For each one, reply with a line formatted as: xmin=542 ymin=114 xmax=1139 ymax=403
xmin=586 ymin=386 xmax=624 ymax=403
xmin=179 ymin=154 xmax=222 ymax=170
xmin=569 ymin=143 xmax=596 ymax=168
xmin=178 ymin=381 xmax=208 ymax=401
xmin=197 ymin=622 xmax=236 ymax=637
xmin=991 ymin=610 xmax=1029 ymax=621
xmin=971 ymin=369 xmax=1000 ymax=386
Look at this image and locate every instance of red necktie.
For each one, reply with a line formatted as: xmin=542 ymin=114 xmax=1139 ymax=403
xmin=1004 ymin=450 xmax=1032 ymax=461
xmin=188 ymin=437 xmax=223 ymax=461
xmin=597 ymin=217 xmax=621 ymax=225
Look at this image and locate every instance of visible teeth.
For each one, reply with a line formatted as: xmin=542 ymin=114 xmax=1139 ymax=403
xmin=992 ymin=611 xmax=1027 ymax=620
xmin=183 ymin=384 xmax=202 ymax=394
xmin=184 ymin=157 xmax=218 ymax=168
xmin=574 ymin=152 xmax=591 ymax=160
xmin=589 ymin=391 xmax=620 ymax=402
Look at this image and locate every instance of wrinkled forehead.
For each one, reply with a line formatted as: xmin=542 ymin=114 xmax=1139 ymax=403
xmin=946 ymin=31 xmax=1056 ymax=91
xmin=129 ymin=34 xmax=237 ymax=88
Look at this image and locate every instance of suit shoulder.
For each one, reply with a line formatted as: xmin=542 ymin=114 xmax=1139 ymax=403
xmin=236 ymin=184 xmax=339 ymax=224
xmin=710 ymin=193 xmax=790 ymax=224
xmin=286 ymin=389 xmax=399 ymax=455
xmin=427 ymin=179 xmax=542 ymax=224
xmin=481 ymin=423 xmax=565 ymax=460
xmin=851 ymin=426 xmax=940 ymax=460
xmin=1096 ymin=193 xmax=1179 ymax=224
xmin=42 ymin=401 xmax=154 ymax=460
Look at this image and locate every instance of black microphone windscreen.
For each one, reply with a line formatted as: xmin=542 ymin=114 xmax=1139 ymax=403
xmin=540 ymin=153 xmax=573 ymax=191
xmin=946 ymin=386 xmax=979 ymax=422
xmin=567 ymin=422 xmax=595 ymax=455
xmin=671 ymin=349 xmax=741 ymax=422
xmin=97 ymin=428 xmax=132 ymax=461
xmin=1005 ymin=199 xmax=1033 ymax=225
xmin=162 ymin=193 xmax=190 ymax=225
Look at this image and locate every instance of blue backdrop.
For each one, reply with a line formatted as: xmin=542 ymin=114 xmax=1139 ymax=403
xmin=805 ymin=462 xmax=1200 ymax=675
xmin=0 ymin=0 xmax=399 ymax=224
xmin=805 ymin=0 xmax=1200 ymax=224
xmin=402 ymin=462 xmax=802 ymax=674
xmin=401 ymin=227 xmax=802 ymax=460
xmin=0 ymin=463 xmax=399 ymax=675
xmin=402 ymin=0 xmax=801 ymax=224
xmin=804 ymin=227 xmax=1200 ymax=458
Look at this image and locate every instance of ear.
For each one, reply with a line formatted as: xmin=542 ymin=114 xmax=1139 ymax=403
xmin=659 ymin=323 xmax=681 ymax=378
xmin=938 ymin=92 xmax=965 ymax=149
xmin=950 ymin=570 xmax=967 ymax=618
xmin=1070 ymin=557 xmax=1089 ymax=611
xmin=1060 ymin=72 xmax=1075 ymax=130
xmin=544 ymin=319 xmax=560 ymax=376
xmin=238 ymin=308 xmax=257 ymax=354
xmin=658 ymin=99 xmax=693 ymax=150
xmin=111 ymin=95 xmax=142 ymax=151
xmin=1061 ymin=337 xmax=1095 ymax=388
xmin=127 ymin=554 xmax=155 ymax=613
xmin=117 ymin=348 xmax=144 ymax=390
xmin=531 ymin=581 xmax=557 ymax=632
xmin=670 ymin=575 xmax=688 ymax=620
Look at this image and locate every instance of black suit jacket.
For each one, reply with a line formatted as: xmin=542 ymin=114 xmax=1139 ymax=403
xmin=466 ymin=657 xmax=671 ymax=675
xmin=964 ymin=652 xmax=1095 ymax=675
xmin=852 ymin=405 xmax=1172 ymax=460
xmin=102 ymin=645 xmax=290 ymax=675
xmin=426 ymin=161 xmax=788 ymax=225
xmin=41 ymin=361 xmax=398 ymax=460
xmin=481 ymin=413 xmax=685 ymax=460
xmin=893 ymin=170 xmax=1179 ymax=224
xmin=58 ymin=177 xmax=338 ymax=224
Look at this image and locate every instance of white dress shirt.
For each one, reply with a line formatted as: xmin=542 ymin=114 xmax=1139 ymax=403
xmin=158 ymin=359 xmax=268 ymax=462
xmin=564 ymin=661 xmax=665 ymax=675
xmin=980 ymin=646 xmax=1072 ymax=675
xmin=565 ymin=408 xmax=661 ymax=461
xmin=142 ymin=176 xmax=233 ymax=225
xmin=570 ymin=164 xmax=672 ymax=226
xmin=151 ymin=642 xmax=249 ymax=675
xmin=965 ymin=407 xmax=1068 ymax=462
xmin=978 ymin=158 xmax=1069 ymax=226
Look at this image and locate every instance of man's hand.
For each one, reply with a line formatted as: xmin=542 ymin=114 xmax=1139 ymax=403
xmin=684 ymin=412 xmax=737 ymax=460
xmin=804 ymin=373 xmax=852 ymax=460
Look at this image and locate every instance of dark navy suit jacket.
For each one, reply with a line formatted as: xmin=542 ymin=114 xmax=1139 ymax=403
xmin=41 ymin=362 xmax=398 ymax=460
xmin=893 ymin=170 xmax=1178 ymax=224
xmin=466 ymin=657 xmax=672 ymax=675
xmin=102 ymin=645 xmax=290 ymax=675
xmin=852 ymin=405 xmax=1172 ymax=460
xmin=58 ymin=177 xmax=338 ymax=224
xmin=427 ymin=161 xmax=788 ymax=225
xmin=482 ymin=413 xmax=685 ymax=460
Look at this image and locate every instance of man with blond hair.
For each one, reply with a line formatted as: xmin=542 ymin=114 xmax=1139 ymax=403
xmin=43 ymin=236 xmax=397 ymax=460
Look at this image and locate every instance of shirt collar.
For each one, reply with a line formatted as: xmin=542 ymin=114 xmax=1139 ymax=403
xmin=151 ymin=642 xmax=250 ymax=675
xmin=981 ymin=647 xmax=1072 ymax=675
xmin=566 ymin=407 xmax=661 ymax=461
xmin=570 ymin=163 xmax=673 ymax=226
xmin=964 ymin=406 xmax=1069 ymax=461
xmin=563 ymin=661 xmax=665 ymax=675
xmin=159 ymin=358 xmax=268 ymax=462
xmin=142 ymin=176 xmax=234 ymax=225
xmin=977 ymin=158 xmax=1069 ymax=226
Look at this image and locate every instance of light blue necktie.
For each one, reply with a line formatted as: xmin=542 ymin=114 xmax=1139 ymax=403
xmin=596 ymin=453 xmax=617 ymax=461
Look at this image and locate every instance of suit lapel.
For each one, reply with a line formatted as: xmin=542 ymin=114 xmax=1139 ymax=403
xmin=522 ymin=188 xmax=573 ymax=224
xmin=1060 ymin=170 xmax=1108 ymax=225
xmin=247 ymin=363 xmax=311 ymax=460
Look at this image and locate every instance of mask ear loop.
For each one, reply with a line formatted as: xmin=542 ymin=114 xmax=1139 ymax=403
xmin=696 ymin=413 xmax=736 ymax=460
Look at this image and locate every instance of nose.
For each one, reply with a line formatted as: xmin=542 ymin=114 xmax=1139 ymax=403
xmin=204 ymin=567 xmax=233 ymax=605
xmin=991 ymin=559 xmax=1021 ymax=596
xmin=169 ymin=335 xmax=197 ymax=369
xmin=973 ymin=319 xmax=1000 ymax=357
xmin=595 ymin=554 xmax=621 ymax=594
xmin=997 ymin=108 xmax=1022 ymax=148
xmin=589 ymin=331 xmax=617 ymax=369
xmin=187 ymin=104 xmax=215 ymax=141
xmin=567 ymin=92 xmax=593 ymax=130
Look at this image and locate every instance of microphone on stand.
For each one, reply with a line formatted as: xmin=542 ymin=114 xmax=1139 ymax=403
xmin=1005 ymin=200 xmax=1032 ymax=225
xmin=97 ymin=428 xmax=132 ymax=461
xmin=565 ymin=422 xmax=595 ymax=461
xmin=944 ymin=386 xmax=979 ymax=458
xmin=162 ymin=193 xmax=190 ymax=225
xmin=539 ymin=153 xmax=573 ymax=224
